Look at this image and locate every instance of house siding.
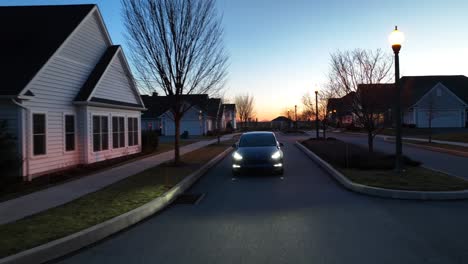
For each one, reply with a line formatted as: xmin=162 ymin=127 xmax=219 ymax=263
xmin=84 ymin=106 xmax=141 ymax=164
xmin=20 ymin=10 xmax=110 ymax=178
xmin=92 ymin=52 xmax=140 ymax=105
xmin=0 ymin=101 xmax=18 ymax=136
xmin=58 ymin=11 xmax=109 ymax=66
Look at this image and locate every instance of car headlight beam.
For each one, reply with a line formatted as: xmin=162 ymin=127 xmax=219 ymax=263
xmin=233 ymin=152 xmax=243 ymax=161
xmin=271 ymin=150 xmax=281 ymax=160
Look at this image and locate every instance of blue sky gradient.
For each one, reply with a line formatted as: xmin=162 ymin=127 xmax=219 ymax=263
xmin=3 ymin=0 xmax=468 ymax=120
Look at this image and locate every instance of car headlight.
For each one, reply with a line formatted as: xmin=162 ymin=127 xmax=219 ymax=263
xmin=233 ymin=152 xmax=243 ymax=161
xmin=271 ymin=150 xmax=281 ymax=159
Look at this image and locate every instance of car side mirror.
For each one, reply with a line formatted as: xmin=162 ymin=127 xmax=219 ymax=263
xmin=232 ymin=143 xmax=237 ymax=148
xmin=279 ymin=142 xmax=284 ymax=147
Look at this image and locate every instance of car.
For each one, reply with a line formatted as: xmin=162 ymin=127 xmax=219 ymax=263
xmin=231 ymin=131 xmax=284 ymax=176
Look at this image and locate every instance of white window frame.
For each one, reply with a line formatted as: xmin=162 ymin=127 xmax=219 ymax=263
xmin=63 ymin=113 xmax=77 ymax=153
xmin=112 ymin=115 xmax=126 ymax=149
xmin=92 ymin=114 xmax=110 ymax=153
xmin=31 ymin=111 xmax=48 ymax=158
xmin=128 ymin=116 xmax=139 ymax=147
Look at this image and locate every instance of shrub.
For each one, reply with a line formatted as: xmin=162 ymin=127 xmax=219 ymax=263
xmin=302 ymin=138 xmax=421 ymax=170
xmin=181 ymin=131 xmax=189 ymax=139
xmin=0 ymin=121 xmax=21 ymax=182
xmin=141 ymin=130 xmax=159 ymax=153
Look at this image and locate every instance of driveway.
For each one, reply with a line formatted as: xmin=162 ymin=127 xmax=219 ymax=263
xmin=56 ymin=134 xmax=468 ymax=264
xmin=319 ymin=132 xmax=468 ymax=179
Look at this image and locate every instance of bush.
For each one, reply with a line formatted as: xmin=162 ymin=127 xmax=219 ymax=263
xmin=181 ymin=131 xmax=189 ymax=139
xmin=141 ymin=130 xmax=159 ymax=153
xmin=302 ymin=138 xmax=421 ymax=170
xmin=0 ymin=121 xmax=21 ymax=182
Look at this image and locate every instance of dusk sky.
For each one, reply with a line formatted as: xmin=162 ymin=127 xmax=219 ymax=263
xmin=4 ymin=0 xmax=468 ymax=120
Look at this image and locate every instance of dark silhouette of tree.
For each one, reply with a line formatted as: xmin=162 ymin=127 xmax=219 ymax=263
xmin=122 ymin=0 xmax=228 ymax=164
xmin=327 ymin=49 xmax=393 ymax=152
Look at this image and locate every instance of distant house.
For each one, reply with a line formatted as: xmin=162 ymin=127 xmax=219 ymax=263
xmin=357 ymin=84 xmax=394 ymax=127
xmin=401 ymin=75 xmax=468 ymax=128
xmin=0 ymin=5 xmax=145 ymax=180
xmin=141 ymin=94 xmax=232 ymax=136
xmin=221 ymin=104 xmax=237 ymax=131
xmin=327 ymin=92 xmax=356 ymax=126
xmin=271 ymin=116 xmax=292 ymax=130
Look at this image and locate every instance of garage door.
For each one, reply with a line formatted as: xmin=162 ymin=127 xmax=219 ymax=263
xmin=417 ymin=110 xmax=461 ymax=128
xmin=164 ymin=120 xmax=202 ymax=136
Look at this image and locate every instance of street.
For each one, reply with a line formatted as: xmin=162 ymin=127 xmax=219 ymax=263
xmin=56 ymin=134 xmax=468 ymax=264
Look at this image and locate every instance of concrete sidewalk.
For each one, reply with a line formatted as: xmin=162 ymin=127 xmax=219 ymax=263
xmin=0 ymin=134 xmax=238 ymax=225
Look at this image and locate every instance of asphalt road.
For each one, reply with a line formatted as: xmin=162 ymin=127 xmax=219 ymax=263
xmin=322 ymin=132 xmax=468 ymax=179
xmin=56 ymin=134 xmax=468 ymax=264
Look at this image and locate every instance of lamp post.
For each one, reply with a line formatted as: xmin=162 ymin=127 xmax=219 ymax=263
xmin=389 ymin=25 xmax=405 ymax=173
xmin=199 ymin=110 xmax=203 ymax=136
xmin=294 ymin=105 xmax=297 ymax=129
xmin=315 ymin=90 xmax=319 ymax=139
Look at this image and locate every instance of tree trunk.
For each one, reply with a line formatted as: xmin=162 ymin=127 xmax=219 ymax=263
xmin=367 ymin=131 xmax=374 ymax=153
xmin=174 ymin=112 xmax=181 ymax=165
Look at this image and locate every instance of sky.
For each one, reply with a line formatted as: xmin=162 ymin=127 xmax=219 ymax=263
xmin=3 ymin=0 xmax=468 ymax=120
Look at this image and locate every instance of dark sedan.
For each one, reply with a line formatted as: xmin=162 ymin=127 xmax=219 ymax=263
xmin=231 ymin=131 xmax=284 ymax=176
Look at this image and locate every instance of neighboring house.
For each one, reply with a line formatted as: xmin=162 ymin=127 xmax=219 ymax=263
xmin=221 ymin=104 xmax=237 ymax=131
xmin=327 ymin=92 xmax=356 ymax=126
xmin=141 ymin=94 xmax=228 ymax=136
xmin=271 ymin=116 xmax=292 ymax=130
xmin=0 ymin=5 xmax=145 ymax=180
xmin=401 ymin=76 xmax=468 ymax=128
xmin=357 ymin=84 xmax=394 ymax=127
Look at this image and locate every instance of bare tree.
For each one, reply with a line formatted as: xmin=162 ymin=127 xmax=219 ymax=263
xmin=235 ymin=94 xmax=255 ymax=128
xmin=327 ymin=49 xmax=393 ymax=152
xmin=122 ymin=0 xmax=228 ymax=164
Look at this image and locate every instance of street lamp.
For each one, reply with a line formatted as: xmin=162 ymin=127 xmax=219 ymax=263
xmin=389 ymin=25 xmax=405 ymax=173
xmin=199 ymin=110 xmax=203 ymax=136
xmin=294 ymin=105 xmax=297 ymax=129
xmin=315 ymin=90 xmax=319 ymax=139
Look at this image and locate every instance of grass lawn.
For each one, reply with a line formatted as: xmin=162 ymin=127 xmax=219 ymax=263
xmin=432 ymin=133 xmax=468 ymax=143
xmin=341 ymin=167 xmax=468 ymax=191
xmin=0 ymin=140 xmax=197 ymax=203
xmin=301 ymin=138 xmax=468 ymax=192
xmin=0 ymin=140 xmax=234 ymax=258
xmin=404 ymin=140 xmax=468 ymax=153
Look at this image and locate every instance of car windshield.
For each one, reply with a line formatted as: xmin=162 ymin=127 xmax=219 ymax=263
xmin=239 ymin=134 xmax=277 ymax=147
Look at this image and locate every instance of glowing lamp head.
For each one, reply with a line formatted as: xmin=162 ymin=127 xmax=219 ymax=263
xmin=389 ymin=26 xmax=404 ymax=52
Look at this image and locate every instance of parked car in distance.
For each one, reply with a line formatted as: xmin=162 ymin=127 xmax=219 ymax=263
xmin=231 ymin=131 xmax=284 ymax=176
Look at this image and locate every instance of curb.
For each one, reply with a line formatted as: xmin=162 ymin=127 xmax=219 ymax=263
xmin=382 ymin=137 xmax=468 ymax=158
xmin=0 ymin=147 xmax=233 ymax=264
xmin=295 ymin=141 xmax=468 ymax=200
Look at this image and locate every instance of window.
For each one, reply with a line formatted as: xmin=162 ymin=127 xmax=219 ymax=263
xmin=128 ymin=117 xmax=138 ymax=146
xmin=112 ymin=116 xmax=125 ymax=149
xmin=93 ymin=116 xmax=109 ymax=152
xmin=65 ymin=115 xmax=75 ymax=151
xmin=33 ymin=113 xmax=46 ymax=155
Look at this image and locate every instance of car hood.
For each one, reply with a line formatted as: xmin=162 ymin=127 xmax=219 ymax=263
xmin=236 ymin=146 xmax=279 ymax=159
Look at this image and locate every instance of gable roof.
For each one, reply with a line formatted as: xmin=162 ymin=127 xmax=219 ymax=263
xmin=0 ymin=4 xmax=95 ymax=96
xmin=222 ymin=104 xmax=236 ymax=112
xmin=401 ymin=75 xmax=468 ymax=107
xmin=357 ymin=84 xmax=394 ymax=111
xmin=272 ymin=116 xmax=291 ymax=122
xmin=75 ymin=45 xmax=120 ymax=102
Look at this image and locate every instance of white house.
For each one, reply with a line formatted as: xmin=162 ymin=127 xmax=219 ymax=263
xmin=221 ymin=104 xmax=237 ymax=131
xmin=141 ymin=94 xmax=231 ymax=136
xmin=0 ymin=5 xmax=145 ymax=180
xmin=401 ymin=76 xmax=468 ymax=128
